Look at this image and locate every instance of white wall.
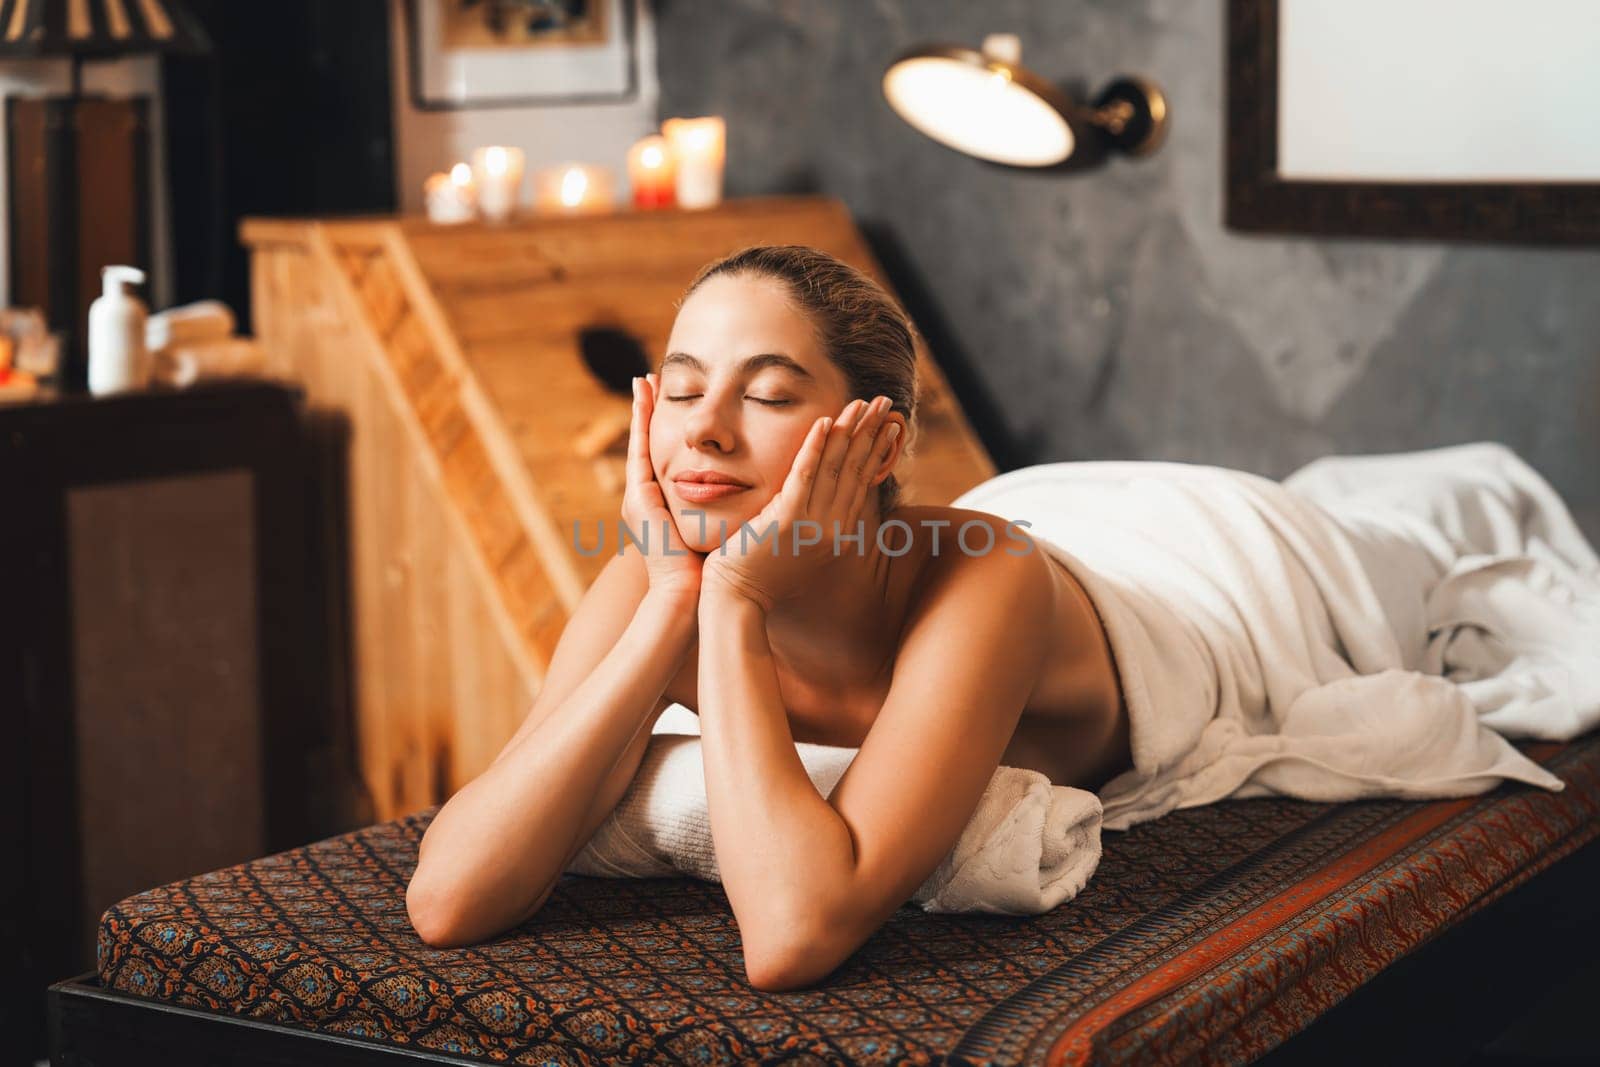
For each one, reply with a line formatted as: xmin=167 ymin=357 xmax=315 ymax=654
xmin=388 ymin=0 xmax=660 ymax=212
xmin=0 ymin=57 xmax=173 ymax=309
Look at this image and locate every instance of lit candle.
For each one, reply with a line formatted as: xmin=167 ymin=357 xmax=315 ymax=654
xmin=470 ymin=145 xmax=526 ymax=223
xmin=423 ymin=162 xmax=477 ymax=224
xmin=661 ymin=116 xmax=725 ymax=210
xmin=626 ymin=134 xmax=677 ymax=210
xmin=533 ymin=163 xmax=617 ymax=215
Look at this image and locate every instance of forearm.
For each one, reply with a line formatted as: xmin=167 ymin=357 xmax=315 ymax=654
xmin=696 ymin=589 xmax=856 ymax=954
xmin=410 ymin=589 xmax=695 ymax=944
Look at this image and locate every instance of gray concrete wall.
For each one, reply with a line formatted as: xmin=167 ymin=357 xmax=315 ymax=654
xmin=655 ymin=0 xmax=1600 ymax=545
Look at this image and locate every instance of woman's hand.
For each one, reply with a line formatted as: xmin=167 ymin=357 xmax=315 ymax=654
xmin=702 ymin=395 xmax=899 ymax=613
xmin=624 ymin=373 xmax=705 ymax=607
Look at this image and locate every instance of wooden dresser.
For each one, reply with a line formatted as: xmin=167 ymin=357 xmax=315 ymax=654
xmin=240 ymin=195 xmax=996 ymax=820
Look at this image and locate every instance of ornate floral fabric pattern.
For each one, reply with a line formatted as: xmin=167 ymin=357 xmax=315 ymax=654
xmin=99 ymin=734 xmax=1600 ymax=1065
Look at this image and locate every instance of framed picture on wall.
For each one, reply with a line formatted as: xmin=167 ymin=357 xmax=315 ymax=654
xmin=1226 ymin=0 xmax=1600 ymax=243
xmin=407 ymin=0 xmax=639 ymax=109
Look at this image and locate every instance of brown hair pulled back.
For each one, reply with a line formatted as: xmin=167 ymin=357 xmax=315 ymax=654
xmin=679 ymin=245 xmax=920 ymax=517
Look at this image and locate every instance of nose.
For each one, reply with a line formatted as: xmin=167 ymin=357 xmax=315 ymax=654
xmin=681 ymin=390 xmax=736 ymax=453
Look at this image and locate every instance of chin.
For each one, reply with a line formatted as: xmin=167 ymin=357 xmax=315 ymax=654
xmin=668 ymin=495 xmax=766 ymax=552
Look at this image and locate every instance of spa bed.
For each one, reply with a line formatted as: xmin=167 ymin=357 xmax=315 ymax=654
xmin=49 ymin=729 xmax=1600 ymax=1065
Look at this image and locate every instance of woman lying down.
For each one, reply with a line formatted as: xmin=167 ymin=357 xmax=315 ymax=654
xmin=406 ymin=244 xmax=1600 ymax=991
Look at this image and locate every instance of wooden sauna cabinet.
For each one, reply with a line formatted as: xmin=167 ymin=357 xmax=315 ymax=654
xmin=241 ymin=196 xmax=996 ymax=820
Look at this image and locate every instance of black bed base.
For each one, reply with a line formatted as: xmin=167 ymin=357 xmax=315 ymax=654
xmin=48 ymin=976 xmax=468 ymax=1066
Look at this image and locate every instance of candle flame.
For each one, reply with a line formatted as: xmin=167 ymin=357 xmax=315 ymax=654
xmin=560 ymin=166 xmax=589 ymax=207
xmin=485 ymin=146 xmax=509 ymax=176
xmin=641 ymin=144 xmax=664 ymax=168
xmin=449 ymin=162 xmax=472 ymax=186
xmin=662 ymin=117 xmax=725 ymax=157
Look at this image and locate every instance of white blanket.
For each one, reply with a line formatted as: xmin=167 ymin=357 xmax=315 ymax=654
xmin=566 ymin=441 xmax=1597 ymax=913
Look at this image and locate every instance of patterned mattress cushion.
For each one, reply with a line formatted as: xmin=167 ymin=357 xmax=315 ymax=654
xmin=98 ymin=733 xmax=1600 ymax=1065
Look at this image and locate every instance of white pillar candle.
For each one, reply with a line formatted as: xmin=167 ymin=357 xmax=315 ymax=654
xmin=470 ymin=145 xmax=526 ymax=223
xmin=661 ymin=116 xmax=726 ymax=210
xmin=533 ymin=163 xmax=617 ymax=215
xmin=423 ymin=162 xmax=477 ymax=224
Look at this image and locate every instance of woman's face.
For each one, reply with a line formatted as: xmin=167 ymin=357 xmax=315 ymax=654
xmin=652 ymin=273 xmax=864 ymax=553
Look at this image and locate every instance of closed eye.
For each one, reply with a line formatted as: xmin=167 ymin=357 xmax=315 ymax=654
xmin=664 ymin=395 xmax=792 ymax=406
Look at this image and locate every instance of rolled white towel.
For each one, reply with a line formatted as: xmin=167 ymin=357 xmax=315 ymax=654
xmin=151 ymin=338 xmax=267 ymax=388
xmin=146 ymin=300 xmax=236 ymax=353
xmin=565 ymin=718 xmax=1104 ymax=916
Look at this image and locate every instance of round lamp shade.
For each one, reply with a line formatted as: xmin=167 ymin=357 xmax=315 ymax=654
xmin=882 ymin=45 xmax=1078 ymax=167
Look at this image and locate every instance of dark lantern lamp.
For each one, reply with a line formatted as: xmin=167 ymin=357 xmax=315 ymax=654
xmin=1 ymin=0 xmax=210 ymax=390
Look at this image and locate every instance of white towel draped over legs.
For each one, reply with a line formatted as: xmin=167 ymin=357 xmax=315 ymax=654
xmin=1283 ymin=441 xmax=1600 ymax=741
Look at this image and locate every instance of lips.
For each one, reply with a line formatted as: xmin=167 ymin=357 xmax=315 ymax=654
xmin=669 ymin=467 xmax=752 ymax=504
xmin=672 ymin=480 xmax=749 ymax=502
xmin=672 ymin=470 xmax=751 ymax=487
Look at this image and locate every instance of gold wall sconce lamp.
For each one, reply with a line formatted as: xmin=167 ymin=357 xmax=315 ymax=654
xmin=882 ymin=34 xmax=1169 ymax=171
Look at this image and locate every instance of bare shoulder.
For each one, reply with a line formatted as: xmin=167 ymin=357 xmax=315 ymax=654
xmin=888 ymin=505 xmax=1056 ymax=630
xmin=889 ymin=504 xmax=1052 ymax=580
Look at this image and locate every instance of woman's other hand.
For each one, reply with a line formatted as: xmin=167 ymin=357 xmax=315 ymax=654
xmin=624 ymin=373 xmax=705 ymax=607
xmin=702 ymin=395 xmax=898 ymax=613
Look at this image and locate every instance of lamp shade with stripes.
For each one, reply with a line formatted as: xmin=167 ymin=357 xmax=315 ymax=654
xmin=0 ymin=0 xmax=209 ymax=58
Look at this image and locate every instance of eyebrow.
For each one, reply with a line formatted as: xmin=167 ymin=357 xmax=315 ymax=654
xmin=661 ymin=351 xmax=816 ymax=382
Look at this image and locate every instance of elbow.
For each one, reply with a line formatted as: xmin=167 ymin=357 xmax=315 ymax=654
xmin=406 ymin=871 xmax=473 ymax=948
xmin=744 ymin=941 xmax=842 ymax=993
xmin=741 ymin=909 xmax=847 ymax=993
xmin=406 ymin=866 xmax=555 ymax=949
xmin=745 ymin=953 xmax=816 ymax=994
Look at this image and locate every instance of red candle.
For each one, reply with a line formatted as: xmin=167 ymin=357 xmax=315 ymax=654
xmin=627 ymin=135 xmax=677 ymax=209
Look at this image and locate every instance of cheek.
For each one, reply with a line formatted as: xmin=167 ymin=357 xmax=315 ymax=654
xmin=760 ymin=426 xmax=816 ymax=483
xmin=648 ymin=411 xmax=677 ymax=469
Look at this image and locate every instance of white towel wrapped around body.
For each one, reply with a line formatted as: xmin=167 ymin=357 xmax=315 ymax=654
xmin=954 ymin=440 xmax=1591 ymax=831
xmin=566 ymin=441 xmax=1596 ymax=912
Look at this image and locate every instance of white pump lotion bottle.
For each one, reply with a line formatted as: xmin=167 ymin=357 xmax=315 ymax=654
xmin=88 ymin=265 xmax=150 ymax=396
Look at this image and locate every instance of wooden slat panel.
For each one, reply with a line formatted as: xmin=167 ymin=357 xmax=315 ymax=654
xmin=246 ymin=240 xmax=534 ymax=819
